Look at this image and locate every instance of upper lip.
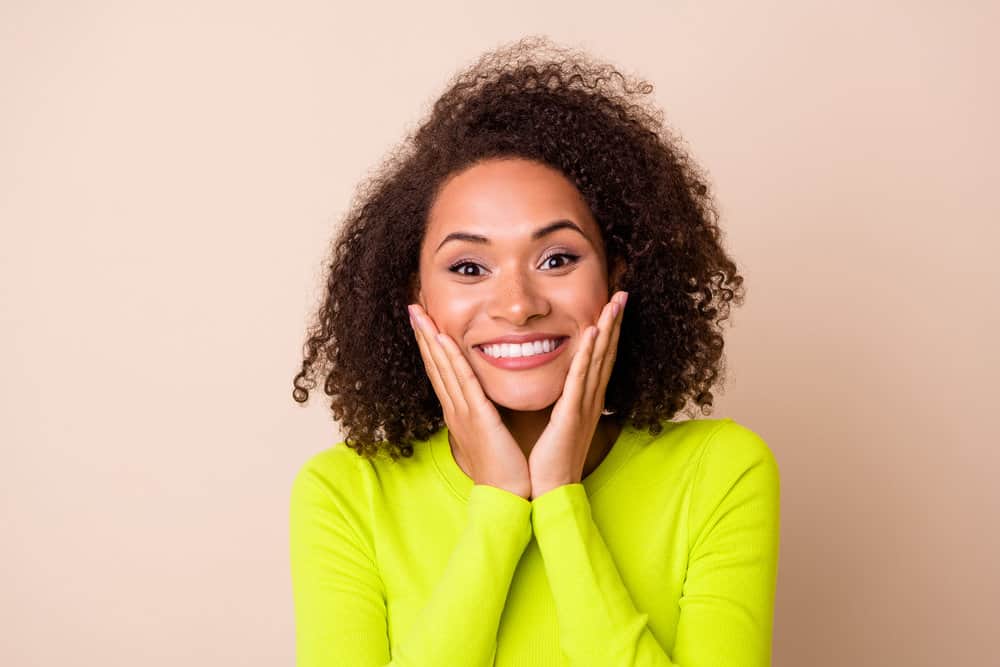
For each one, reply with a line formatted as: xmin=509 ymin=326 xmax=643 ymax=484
xmin=475 ymin=333 xmax=568 ymax=347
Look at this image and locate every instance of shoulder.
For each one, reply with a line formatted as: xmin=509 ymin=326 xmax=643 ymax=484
xmin=637 ymin=417 xmax=779 ymax=500
xmin=290 ymin=441 xmax=373 ymax=507
xmin=639 ymin=417 xmax=775 ymax=465
xmin=293 ymin=440 xmax=366 ymax=481
xmin=289 ymin=442 xmax=383 ymax=572
xmin=623 ymin=418 xmax=778 ymax=493
xmin=687 ymin=418 xmax=781 ymax=503
xmin=701 ymin=418 xmax=777 ymax=465
xmin=659 ymin=417 xmax=776 ymax=468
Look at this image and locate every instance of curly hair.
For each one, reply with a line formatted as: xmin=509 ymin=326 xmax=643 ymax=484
xmin=291 ymin=35 xmax=745 ymax=461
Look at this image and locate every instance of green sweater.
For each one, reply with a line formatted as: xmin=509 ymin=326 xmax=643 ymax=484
xmin=289 ymin=417 xmax=781 ymax=666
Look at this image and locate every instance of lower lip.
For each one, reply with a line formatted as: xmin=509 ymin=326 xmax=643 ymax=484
xmin=474 ymin=338 xmax=569 ymax=370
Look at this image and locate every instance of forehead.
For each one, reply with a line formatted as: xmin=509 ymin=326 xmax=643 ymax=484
xmin=425 ymin=158 xmax=598 ymax=241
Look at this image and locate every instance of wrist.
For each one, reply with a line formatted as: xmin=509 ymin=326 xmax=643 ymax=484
xmin=530 ymin=478 xmax=575 ymax=499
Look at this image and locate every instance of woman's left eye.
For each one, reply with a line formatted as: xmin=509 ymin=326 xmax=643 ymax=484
xmin=541 ymin=252 xmax=581 ymax=270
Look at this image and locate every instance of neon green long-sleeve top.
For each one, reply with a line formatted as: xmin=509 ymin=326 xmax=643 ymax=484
xmin=289 ymin=417 xmax=781 ymax=666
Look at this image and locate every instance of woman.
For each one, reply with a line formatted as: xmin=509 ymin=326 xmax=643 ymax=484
xmin=290 ymin=35 xmax=780 ymax=666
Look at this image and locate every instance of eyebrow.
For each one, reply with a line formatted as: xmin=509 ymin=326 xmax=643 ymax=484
xmin=434 ymin=219 xmax=591 ymax=255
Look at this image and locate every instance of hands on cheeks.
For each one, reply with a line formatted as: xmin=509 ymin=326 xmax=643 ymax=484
xmin=408 ymin=290 xmax=628 ymax=501
xmin=527 ymin=290 xmax=627 ymax=499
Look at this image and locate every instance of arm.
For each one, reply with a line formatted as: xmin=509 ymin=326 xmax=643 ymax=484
xmin=290 ymin=463 xmax=533 ymax=667
xmin=530 ymin=422 xmax=781 ymax=666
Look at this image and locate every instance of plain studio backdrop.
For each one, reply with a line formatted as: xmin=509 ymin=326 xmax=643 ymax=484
xmin=1 ymin=1 xmax=996 ymax=665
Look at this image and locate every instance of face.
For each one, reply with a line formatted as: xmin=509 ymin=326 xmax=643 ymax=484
xmin=414 ymin=157 xmax=620 ymax=412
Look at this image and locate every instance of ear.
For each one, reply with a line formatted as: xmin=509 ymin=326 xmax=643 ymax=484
xmin=407 ymin=273 xmax=422 ymax=306
xmin=608 ymin=256 xmax=627 ymax=293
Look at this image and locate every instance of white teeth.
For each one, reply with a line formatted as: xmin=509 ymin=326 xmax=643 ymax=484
xmin=481 ymin=338 xmax=562 ymax=359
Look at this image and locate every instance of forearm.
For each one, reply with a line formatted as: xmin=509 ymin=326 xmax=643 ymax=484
xmin=532 ymin=483 xmax=677 ymax=665
xmin=390 ymin=484 xmax=532 ymax=666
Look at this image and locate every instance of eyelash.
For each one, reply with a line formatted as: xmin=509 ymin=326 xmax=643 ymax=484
xmin=448 ymin=252 xmax=582 ymax=277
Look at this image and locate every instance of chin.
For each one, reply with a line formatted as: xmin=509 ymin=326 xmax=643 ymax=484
xmin=484 ymin=385 xmax=561 ymax=412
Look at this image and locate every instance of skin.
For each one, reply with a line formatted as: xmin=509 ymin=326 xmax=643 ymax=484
xmin=409 ymin=157 xmax=627 ymax=498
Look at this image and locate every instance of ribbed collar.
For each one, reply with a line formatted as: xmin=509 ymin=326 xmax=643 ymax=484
xmin=429 ymin=419 xmax=646 ymax=502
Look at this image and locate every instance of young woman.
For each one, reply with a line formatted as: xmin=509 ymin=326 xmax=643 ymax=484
xmin=289 ymin=36 xmax=780 ymax=666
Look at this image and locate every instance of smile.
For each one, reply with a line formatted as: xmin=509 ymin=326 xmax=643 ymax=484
xmin=474 ymin=337 xmax=569 ymax=370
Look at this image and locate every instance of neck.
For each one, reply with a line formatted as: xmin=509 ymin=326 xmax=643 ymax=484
xmin=496 ymin=404 xmax=554 ymax=458
xmin=496 ymin=405 xmax=624 ymax=480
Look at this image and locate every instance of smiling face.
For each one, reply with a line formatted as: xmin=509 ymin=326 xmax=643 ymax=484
xmin=414 ymin=157 xmax=620 ymax=411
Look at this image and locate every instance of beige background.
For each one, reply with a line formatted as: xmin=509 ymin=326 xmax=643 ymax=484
xmin=2 ymin=1 xmax=997 ymax=665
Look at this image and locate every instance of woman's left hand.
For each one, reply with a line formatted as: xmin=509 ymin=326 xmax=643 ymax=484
xmin=528 ymin=290 xmax=628 ymax=500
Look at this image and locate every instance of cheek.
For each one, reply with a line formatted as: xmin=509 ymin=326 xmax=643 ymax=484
xmin=425 ymin=301 xmax=470 ymax=340
xmin=568 ymin=269 xmax=610 ymax=317
xmin=579 ymin=293 xmax=610 ymax=324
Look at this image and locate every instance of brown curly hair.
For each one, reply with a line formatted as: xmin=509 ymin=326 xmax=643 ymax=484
xmin=291 ymin=35 xmax=745 ymax=461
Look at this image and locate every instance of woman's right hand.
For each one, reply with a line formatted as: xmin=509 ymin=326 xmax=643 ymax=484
xmin=408 ymin=303 xmax=532 ymax=500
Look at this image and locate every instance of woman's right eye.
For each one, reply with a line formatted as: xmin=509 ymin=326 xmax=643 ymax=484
xmin=447 ymin=261 xmax=485 ymax=277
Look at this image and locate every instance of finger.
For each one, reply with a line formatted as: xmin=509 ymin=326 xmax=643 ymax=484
xmin=409 ymin=306 xmax=455 ymax=415
xmin=595 ymin=291 xmax=627 ymax=404
xmin=585 ymin=294 xmax=622 ymax=405
xmin=434 ymin=330 xmax=493 ymax=414
xmin=562 ymin=323 xmax=598 ymax=413
xmin=412 ymin=305 xmax=469 ymax=414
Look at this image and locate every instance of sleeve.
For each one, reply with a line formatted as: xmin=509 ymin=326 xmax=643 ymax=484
xmin=290 ymin=458 xmax=533 ymax=667
xmin=529 ymin=421 xmax=781 ymax=666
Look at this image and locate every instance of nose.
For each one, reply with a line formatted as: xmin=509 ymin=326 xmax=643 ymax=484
xmin=486 ymin=268 xmax=549 ymax=326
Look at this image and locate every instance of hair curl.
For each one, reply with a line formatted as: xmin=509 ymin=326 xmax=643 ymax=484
xmin=292 ymin=35 xmax=745 ymax=461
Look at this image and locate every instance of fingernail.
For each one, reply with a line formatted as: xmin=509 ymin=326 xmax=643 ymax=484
xmin=621 ymin=292 xmax=629 ymax=307
xmin=611 ymin=302 xmax=620 ymax=317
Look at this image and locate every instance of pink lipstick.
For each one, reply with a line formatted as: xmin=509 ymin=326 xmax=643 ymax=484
xmin=473 ymin=336 xmax=569 ymax=370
